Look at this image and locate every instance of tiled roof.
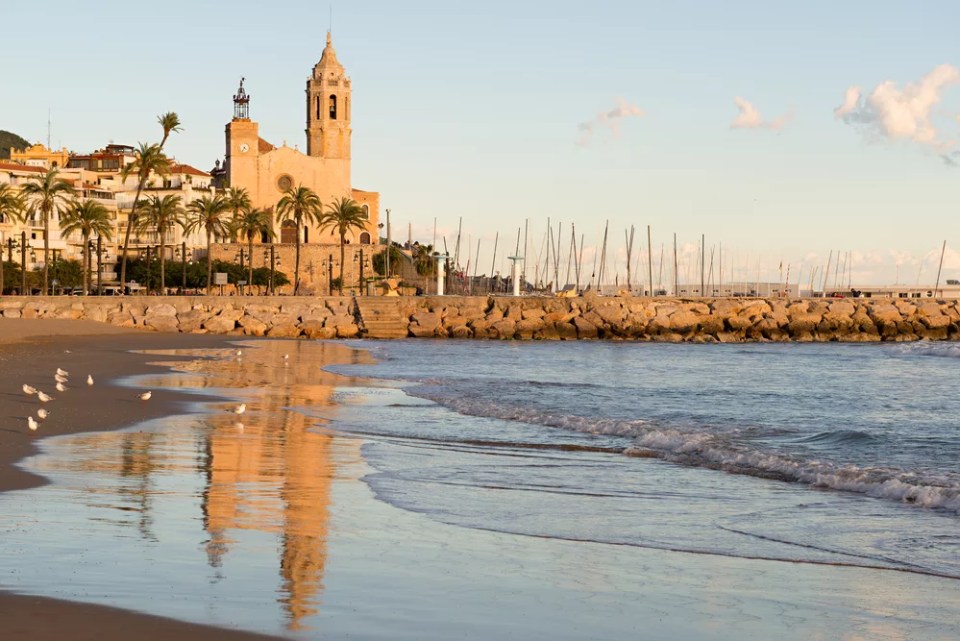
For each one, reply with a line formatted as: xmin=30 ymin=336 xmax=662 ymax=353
xmin=258 ymin=138 xmax=275 ymax=152
xmin=168 ymin=163 xmax=211 ymax=177
xmin=0 ymin=162 xmax=44 ymax=173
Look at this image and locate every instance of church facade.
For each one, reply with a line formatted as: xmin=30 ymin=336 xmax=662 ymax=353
xmin=223 ymin=33 xmax=380 ymax=246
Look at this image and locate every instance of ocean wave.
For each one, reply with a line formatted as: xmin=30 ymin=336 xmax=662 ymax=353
xmin=625 ymin=428 xmax=960 ymax=513
xmin=893 ymin=342 xmax=960 ymax=359
xmin=792 ymin=429 xmax=879 ymax=445
xmin=410 ymin=385 xmax=960 ymax=513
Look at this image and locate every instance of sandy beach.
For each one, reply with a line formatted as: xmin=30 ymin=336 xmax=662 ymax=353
xmin=0 ymin=319 xmax=288 ymax=641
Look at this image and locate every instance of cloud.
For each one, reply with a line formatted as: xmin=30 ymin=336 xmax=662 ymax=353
xmin=730 ymin=97 xmax=793 ymax=131
xmin=577 ymin=99 xmax=644 ymax=147
xmin=835 ymin=64 xmax=960 ymax=151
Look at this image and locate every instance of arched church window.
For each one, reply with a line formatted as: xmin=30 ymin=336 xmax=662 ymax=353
xmin=316 ymin=95 xmax=321 ymax=121
xmin=280 ymin=220 xmax=298 ymax=244
xmin=361 ymin=204 xmax=369 ymax=220
xmin=329 ymin=94 xmax=337 ymax=120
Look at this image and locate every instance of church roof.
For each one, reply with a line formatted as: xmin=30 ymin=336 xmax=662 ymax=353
xmin=314 ymin=31 xmax=344 ymax=73
xmin=258 ymin=137 xmax=276 ymax=153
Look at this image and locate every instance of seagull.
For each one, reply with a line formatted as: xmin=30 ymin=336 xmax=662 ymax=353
xmin=23 ymin=384 xmax=37 ymax=395
xmin=55 ymin=374 xmax=69 ymax=384
xmin=233 ymin=403 xmax=246 ymax=415
xmin=37 ymin=408 xmax=49 ymax=421
xmin=283 ymin=354 xmax=289 ymax=360
xmin=27 ymin=416 xmax=38 ymax=431
xmin=138 ymin=391 xmax=152 ymax=401
xmin=87 ymin=375 xmax=94 ymax=386
xmin=56 ymin=368 xmax=70 ymax=377
xmin=236 ymin=350 xmax=242 ymax=357
xmin=56 ymin=382 xmax=67 ymax=393
xmin=37 ymin=391 xmax=53 ymax=403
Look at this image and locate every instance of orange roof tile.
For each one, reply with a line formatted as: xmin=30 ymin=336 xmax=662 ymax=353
xmin=0 ymin=162 xmax=44 ymax=173
xmin=168 ymin=163 xmax=211 ymax=177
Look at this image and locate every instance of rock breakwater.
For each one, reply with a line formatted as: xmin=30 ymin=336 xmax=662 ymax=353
xmin=2 ymin=294 xmax=959 ymax=342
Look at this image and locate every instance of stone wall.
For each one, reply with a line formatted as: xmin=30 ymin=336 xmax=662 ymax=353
xmin=2 ymin=294 xmax=960 ymax=342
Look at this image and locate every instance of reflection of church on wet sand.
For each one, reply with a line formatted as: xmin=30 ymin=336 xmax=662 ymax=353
xmin=221 ymin=31 xmax=381 ymax=247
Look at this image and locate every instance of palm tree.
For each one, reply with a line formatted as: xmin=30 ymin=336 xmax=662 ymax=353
xmin=232 ymin=207 xmax=275 ymax=290
xmin=20 ymin=168 xmax=77 ymax=295
xmin=275 ymin=185 xmax=322 ymax=295
xmin=0 ymin=184 xmax=25 ymax=294
xmin=157 ymin=112 xmax=182 ymax=148
xmin=119 ymin=142 xmax=171 ymax=287
xmin=60 ymin=199 xmax=113 ymax=295
xmin=223 ymin=187 xmax=251 ymax=242
xmin=319 ymin=196 xmax=368 ymax=295
xmin=184 ymin=194 xmax=230 ymax=294
xmin=135 ymin=194 xmax=184 ymax=293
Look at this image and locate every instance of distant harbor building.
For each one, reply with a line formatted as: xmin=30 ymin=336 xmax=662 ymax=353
xmin=10 ymin=143 xmax=70 ymax=169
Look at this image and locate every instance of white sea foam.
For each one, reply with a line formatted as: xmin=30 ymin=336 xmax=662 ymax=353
xmin=413 ymin=385 xmax=960 ymax=514
xmin=627 ymin=429 xmax=960 ymax=513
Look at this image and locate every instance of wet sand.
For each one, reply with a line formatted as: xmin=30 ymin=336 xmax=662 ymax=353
xmin=0 ymin=319 xmax=288 ymax=641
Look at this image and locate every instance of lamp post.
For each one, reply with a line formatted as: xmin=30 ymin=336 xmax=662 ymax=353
xmin=270 ymin=244 xmax=276 ymax=295
xmin=385 ymin=208 xmax=392 ymax=279
xmin=145 ymin=246 xmax=152 ymax=293
xmin=354 ymin=248 xmax=368 ymax=296
xmin=180 ymin=241 xmax=187 ymax=293
xmin=21 ymin=231 xmax=28 ymax=296
xmin=96 ymin=235 xmax=103 ymax=295
xmin=236 ymin=247 xmax=245 ymax=295
xmin=328 ymin=253 xmax=334 ymax=296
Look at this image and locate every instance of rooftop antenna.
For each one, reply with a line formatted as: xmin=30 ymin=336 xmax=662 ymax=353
xmin=47 ymin=108 xmax=51 ymax=149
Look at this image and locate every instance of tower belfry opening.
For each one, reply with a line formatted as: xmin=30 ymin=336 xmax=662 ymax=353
xmin=233 ymin=78 xmax=251 ymax=121
xmin=305 ymin=31 xmax=351 ymax=159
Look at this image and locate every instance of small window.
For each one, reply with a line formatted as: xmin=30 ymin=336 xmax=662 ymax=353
xmin=329 ymin=94 xmax=337 ymax=120
xmin=360 ymin=232 xmax=371 ymax=244
xmin=316 ymin=95 xmax=320 ymax=121
xmin=361 ymin=204 xmax=369 ymax=220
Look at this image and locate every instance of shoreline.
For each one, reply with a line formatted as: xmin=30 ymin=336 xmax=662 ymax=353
xmin=0 ymin=319 xmax=291 ymax=641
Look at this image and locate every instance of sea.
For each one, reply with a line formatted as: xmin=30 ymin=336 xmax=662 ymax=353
xmin=2 ymin=339 xmax=959 ymax=640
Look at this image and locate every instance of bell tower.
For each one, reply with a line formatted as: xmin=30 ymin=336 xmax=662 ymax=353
xmin=306 ymin=32 xmax=352 ymax=160
xmin=225 ymin=77 xmax=259 ymax=190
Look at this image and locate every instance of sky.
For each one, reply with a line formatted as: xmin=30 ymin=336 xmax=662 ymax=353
xmin=3 ymin=0 xmax=960 ymax=287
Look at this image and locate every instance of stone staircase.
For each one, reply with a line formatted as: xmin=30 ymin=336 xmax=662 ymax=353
xmin=355 ymin=297 xmax=410 ymax=339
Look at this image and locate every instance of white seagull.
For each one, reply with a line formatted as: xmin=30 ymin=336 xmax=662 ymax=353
xmin=55 ymin=374 xmax=68 ymax=384
xmin=37 ymin=408 xmax=49 ymax=421
xmin=27 ymin=416 xmax=38 ymax=431
xmin=233 ymin=403 xmax=246 ymax=415
xmin=236 ymin=350 xmax=242 ymax=357
xmin=87 ymin=375 xmax=94 ymax=386
xmin=56 ymin=382 xmax=68 ymax=393
xmin=138 ymin=391 xmax=152 ymax=401
xmin=23 ymin=384 xmax=37 ymax=395
xmin=56 ymin=368 xmax=70 ymax=377
xmin=37 ymin=391 xmax=53 ymax=403
xmin=283 ymin=354 xmax=289 ymax=360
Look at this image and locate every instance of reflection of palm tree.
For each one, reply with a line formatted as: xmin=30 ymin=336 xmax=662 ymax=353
xmin=118 ymin=431 xmax=160 ymax=541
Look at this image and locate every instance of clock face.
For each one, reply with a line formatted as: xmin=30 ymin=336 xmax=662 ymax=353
xmin=239 ymin=143 xmax=250 ymax=153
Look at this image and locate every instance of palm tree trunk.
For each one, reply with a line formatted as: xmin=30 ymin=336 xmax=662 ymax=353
xmin=294 ymin=226 xmax=301 ymax=295
xmin=339 ymin=232 xmax=346 ymax=295
xmin=119 ymin=181 xmax=145 ymax=288
xmin=248 ymin=235 xmax=254 ymax=289
xmin=160 ymin=239 xmax=166 ymax=293
xmin=43 ymin=209 xmax=50 ymax=296
xmin=206 ymin=231 xmax=213 ymax=295
xmin=82 ymin=232 xmax=89 ymax=295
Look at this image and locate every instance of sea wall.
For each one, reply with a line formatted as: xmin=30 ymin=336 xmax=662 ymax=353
xmin=1 ymin=294 xmax=959 ymax=342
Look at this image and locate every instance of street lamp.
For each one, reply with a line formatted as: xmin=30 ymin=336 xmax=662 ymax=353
xmin=354 ymin=248 xmax=369 ymax=296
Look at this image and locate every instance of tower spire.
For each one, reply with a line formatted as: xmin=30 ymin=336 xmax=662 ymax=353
xmin=233 ymin=77 xmax=250 ymax=120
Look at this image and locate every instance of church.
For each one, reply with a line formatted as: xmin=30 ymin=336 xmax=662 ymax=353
xmin=222 ymin=32 xmax=380 ymax=246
